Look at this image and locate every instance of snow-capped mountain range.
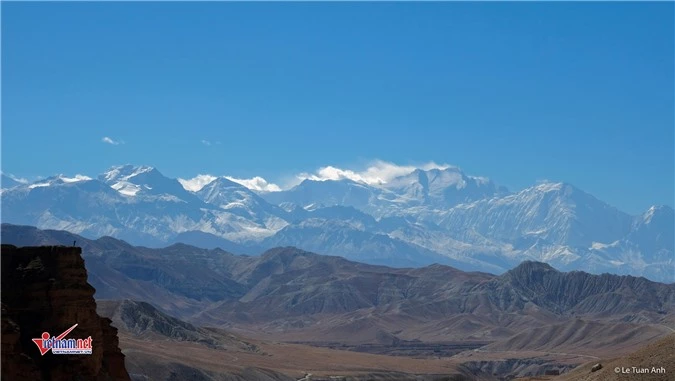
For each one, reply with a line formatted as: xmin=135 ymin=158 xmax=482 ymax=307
xmin=1 ymin=164 xmax=673 ymax=282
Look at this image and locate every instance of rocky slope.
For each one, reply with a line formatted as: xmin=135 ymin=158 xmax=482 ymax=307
xmin=97 ymin=299 xmax=263 ymax=353
xmin=483 ymin=319 xmax=670 ymax=354
xmin=520 ymin=333 xmax=675 ymax=381
xmin=482 ymin=261 xmax=674 ymax=318
xmin=1 ymin=244 xmax=130 ymax=381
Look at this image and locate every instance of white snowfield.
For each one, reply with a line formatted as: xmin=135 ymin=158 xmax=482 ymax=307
xmin=1 ymin=163 xmax=672 ymax=282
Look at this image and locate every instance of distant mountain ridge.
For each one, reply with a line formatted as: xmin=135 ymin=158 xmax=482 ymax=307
xmin=1 ymin=164 xmax=672 ymax=281
xmin=2 ymin=224 xmax=673 ymax=348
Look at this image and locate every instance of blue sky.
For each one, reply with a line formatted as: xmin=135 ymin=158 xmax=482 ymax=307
xmin=2 ymin=2 xmax=673 ymax=214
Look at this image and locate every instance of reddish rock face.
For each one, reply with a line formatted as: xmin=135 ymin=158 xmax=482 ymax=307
xmin=1 ymin=244 xmax=130 ymax=381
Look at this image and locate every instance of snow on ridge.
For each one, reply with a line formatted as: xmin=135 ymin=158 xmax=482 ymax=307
xmin=533 ymin=181 xmax=566 ymax=192
xmin=643 ymin=206 xmax=658 ymax=223
xmin=111 ymin=181 xmax=141 ymax=196
xmin=106 ymin=161 xmax=490 ymax=194
xmin=28 ymin=182 xmax=51 ymax=189
xmin=100 ymin=165 xmax=160 ymax=196
xmin=25 ymin=174 xmax=92 ymax=189
xmin=5 ymin=162 xmax=673 ymax=282
xmin=591 ymin=242 xmax=610 ymax=250
xmin=640 ymin=205 xmax=672 ymax=223
xmin=102 ymin=165 xmax=155 ymax=183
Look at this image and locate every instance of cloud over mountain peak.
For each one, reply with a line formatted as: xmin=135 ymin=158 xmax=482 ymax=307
xmin=225 ymin=176 xmax=281 ymax=192
xmin=295 ymin=160 xmax=455 ymax=186
xmin=178 ymin=174 xmax=219 ymax=192
xmin=176 ymin=161 xmax=458 ymax=193
xmin=1 ymin=160 xmax=672 ymax=282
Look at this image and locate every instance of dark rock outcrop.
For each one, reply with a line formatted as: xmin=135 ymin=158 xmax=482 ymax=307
xmin=1 ymin=244 xmax=130 ymax=380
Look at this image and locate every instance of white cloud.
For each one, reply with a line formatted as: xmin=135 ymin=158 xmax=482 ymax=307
xmin=102 ymin=136 xmax=123 ymax=145
xmin=28 ymin=182 xmax=51 ymax=189
xmin=178 ymin=160 xmax=455 ymax=193
xmin=59 ymin=174 xmax=92 ymax=183
xmin=226 ymin=176 xmax=282 ymax=192
xmin=295 ymin=160 xmax=453 ymax=186
xmin=178 ymin=174 xmax=218 ymax=192
xmin=178 ymin=173 xmax=281 ymax=192
xmin=201 ymin=140 xmax=222 ymax=146
xmin=2 ymin=172 xmax=29 ymax=184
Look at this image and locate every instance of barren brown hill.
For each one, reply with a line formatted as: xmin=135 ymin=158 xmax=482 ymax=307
xmin=4 ymin=224 xmax=674 ymax=380
xmin=102 ymin=299 xmax=634 ymax=381
xmin=482 ymin=319 xmax=672 ymax=357
xmin=3 ymin=225 xmax=674 ymax=344
xmin=97 ymin=299 xmax=265 ymax=353
xmin=98 ymin=299 xmax=475 ymax=381
xmin=489 ymin=261 xmax=674 ymax=319
xmin=194 ymin=255 xmax=674 ymax=345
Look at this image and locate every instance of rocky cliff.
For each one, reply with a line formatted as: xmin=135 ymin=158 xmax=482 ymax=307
xmin=1 ymin=244 xmax=130 ymax=381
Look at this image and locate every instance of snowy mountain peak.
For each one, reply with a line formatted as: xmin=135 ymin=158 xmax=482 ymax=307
xmin=197 ymin=177 xmax=251 ymax=203
xmin=407 ymin=166 xmax=500 ymax=191
xmin=100 ymin=164 xmax=157 ymax=184
xmin=2 ymin=163 xmax=672 ymax=282
xmin=297 ymin=177 xmax=360 ymax=187
xmin=425 ymin=167 xmax=468 ymax=190
xmin=98 ymin=164 xmax=191 ymax=198
xmin=528 ymin=182 xmax=587 ymax=201
xmin=380 ymin=166 xmax=507 ymax=209
xmin=387 ymin=166 xmax=465 ymax=186
xmin=533 ymin=181 xmax=569 ymax=193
